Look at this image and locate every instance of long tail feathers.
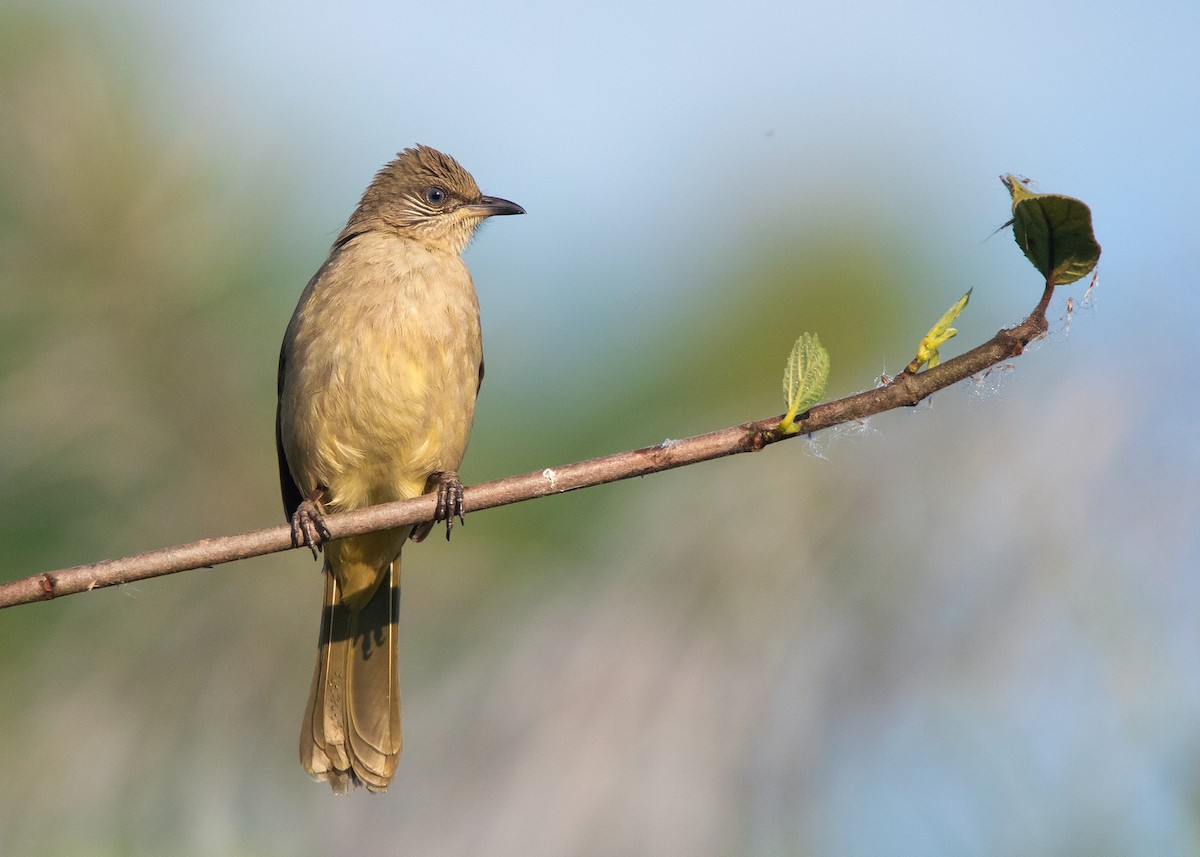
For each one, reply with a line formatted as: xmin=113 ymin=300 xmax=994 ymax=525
xmin=300 ymin=558 xmax=402 ymax=793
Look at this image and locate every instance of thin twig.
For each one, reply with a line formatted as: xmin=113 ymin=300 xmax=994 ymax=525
xmin=0 ymin=297 xmax=1052 ymax=610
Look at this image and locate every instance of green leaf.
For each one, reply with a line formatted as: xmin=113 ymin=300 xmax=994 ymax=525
xmin=1001 ymin=174 xmax=1101 ymax=285
xmin=779 ymin=333 xmax=830 ymax=435
xmin=908 ymin=289 xmax=971 ymax=373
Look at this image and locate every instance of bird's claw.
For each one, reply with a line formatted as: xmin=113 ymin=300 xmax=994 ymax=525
xmin=291 ymin=499 xmax=329 ymax=560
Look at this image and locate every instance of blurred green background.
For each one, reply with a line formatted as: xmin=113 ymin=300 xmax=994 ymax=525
xmin=2 ymin=1 xmax=1198 ymax=854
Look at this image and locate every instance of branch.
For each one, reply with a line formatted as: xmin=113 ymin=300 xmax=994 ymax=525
xmin=0 ymin=289 xmax=1053 ymax=611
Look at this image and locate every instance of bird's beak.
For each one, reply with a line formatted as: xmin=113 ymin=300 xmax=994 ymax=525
xmin=465 ymin=195 xmax=525 ymax=217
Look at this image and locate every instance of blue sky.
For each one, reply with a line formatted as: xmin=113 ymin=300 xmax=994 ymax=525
xmin=99 ymin=0 xmax=1195 ymax=391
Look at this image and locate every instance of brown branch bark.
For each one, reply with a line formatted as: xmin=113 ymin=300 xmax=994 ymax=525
xmin=0 ymin=288 xmax=1053 ymax=610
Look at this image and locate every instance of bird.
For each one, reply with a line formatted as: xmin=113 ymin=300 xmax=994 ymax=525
xmin=275 ymin=145 xmax=523 ymax=793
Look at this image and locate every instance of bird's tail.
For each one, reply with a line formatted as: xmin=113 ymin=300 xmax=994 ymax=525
xmin=300 ymin=557 xmax=401 ymax=793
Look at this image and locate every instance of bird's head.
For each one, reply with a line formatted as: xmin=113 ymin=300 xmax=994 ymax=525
xmin=342 ymin=145 xmax=524 ymax=255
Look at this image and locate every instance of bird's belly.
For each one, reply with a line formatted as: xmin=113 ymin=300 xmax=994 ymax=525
xmin=311 ymin=336 xmax=479 ymax=510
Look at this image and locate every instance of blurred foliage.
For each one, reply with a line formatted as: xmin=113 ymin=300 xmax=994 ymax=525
xmin=0 ymin=8 xmax=286 ymax=581
xmin=0 ymin=11 xmax=301 ymax=817
xmin=466 ymin=216 xmax=934 ymax=564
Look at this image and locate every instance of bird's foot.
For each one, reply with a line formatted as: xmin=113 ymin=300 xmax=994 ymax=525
xmin=409 ymin=471 xmax=466 ymax=543
xmin=432 ymin=470 xmax=466 ymax=541
xmin=291 ymin=499 xmax=330 ymax=560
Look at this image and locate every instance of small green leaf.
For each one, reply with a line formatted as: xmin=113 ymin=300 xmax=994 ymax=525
xmin=908 ymin=289 xmax=971 ymax=373
xmin=1001 ymin=174 xmax=1101 ymax=285
xmin=779 ymin=333 xmax=830 ymax=434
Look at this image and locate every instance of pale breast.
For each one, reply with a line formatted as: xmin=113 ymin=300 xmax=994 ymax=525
xmin=279 ymin=232 xmax=483 ymax=512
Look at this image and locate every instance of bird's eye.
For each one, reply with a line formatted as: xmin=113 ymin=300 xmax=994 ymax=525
xmin=425 ymin=186 xmax=447 ymax=206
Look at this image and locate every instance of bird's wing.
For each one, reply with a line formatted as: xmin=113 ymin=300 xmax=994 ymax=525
xmin=276 ymin=342 xmax=305 ymax=521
